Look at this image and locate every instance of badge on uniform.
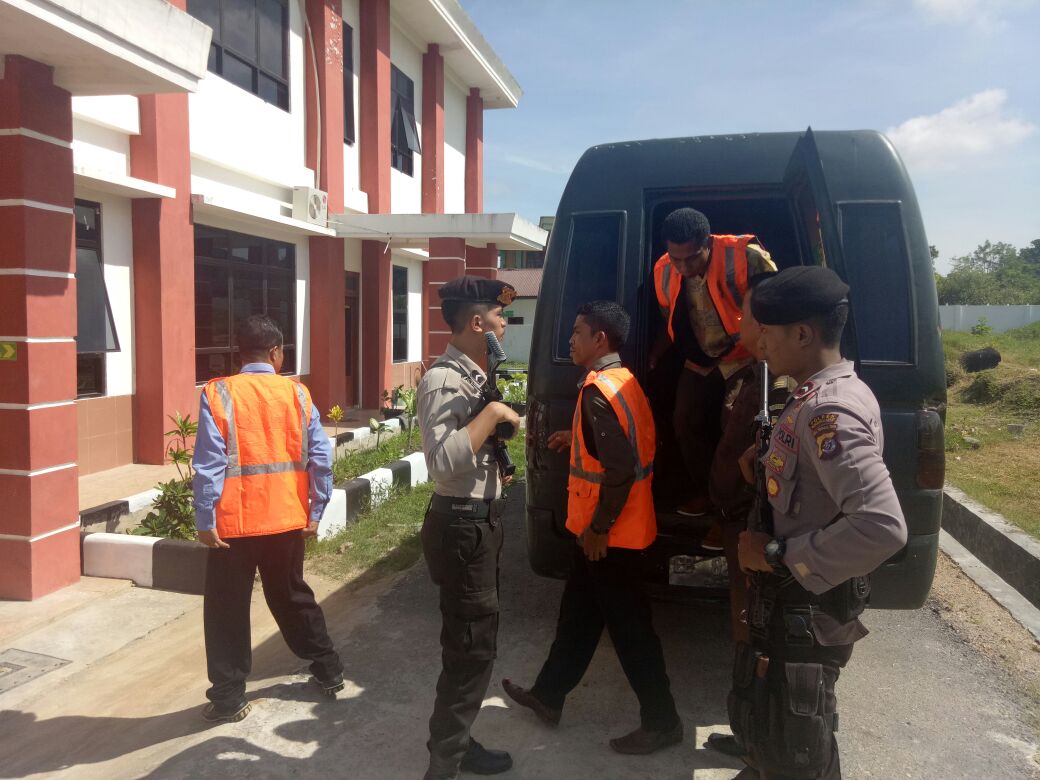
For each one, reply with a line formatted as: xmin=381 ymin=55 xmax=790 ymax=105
xmin=815 ymin=430 xmax=841 ymax=459
xmin=767 ymin=476 xmax=780 ymax=497
xmin=766 ymin=450 xmax=786 ymax=473
xmin=775 ymin=424 xmax=799 ymax=453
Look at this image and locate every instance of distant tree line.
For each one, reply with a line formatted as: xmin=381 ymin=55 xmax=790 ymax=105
xmin=934 ymin=239 xmax=1040 ymax=305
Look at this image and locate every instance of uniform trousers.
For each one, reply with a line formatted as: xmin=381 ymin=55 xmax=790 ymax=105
xmin=203 ymin=529 xmax=342 ymax=705
xmin=531 ymin=545 xmax=680 ymax=732
xmin=421 ymin=503 xmax=504 ymax=775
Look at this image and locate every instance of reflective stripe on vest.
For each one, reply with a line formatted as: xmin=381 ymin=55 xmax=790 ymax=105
xmin=569 ymin=372 xmax=653 ymax=484
xmin=214 ymin=379 xmax=310 ymax=478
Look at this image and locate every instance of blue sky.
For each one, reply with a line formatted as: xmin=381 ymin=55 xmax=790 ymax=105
xmin=460 ymin=0 xmax=1040 ymax=274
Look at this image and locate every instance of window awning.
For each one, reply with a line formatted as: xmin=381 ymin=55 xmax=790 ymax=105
xmin=329 ymin=212 xmax=548 ymax=251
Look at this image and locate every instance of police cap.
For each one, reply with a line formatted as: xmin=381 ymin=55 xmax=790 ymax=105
xmin=438 ymin=275 xmax=517 ymax=306
xmin=751 ymin=266 xmax=849 ymax=325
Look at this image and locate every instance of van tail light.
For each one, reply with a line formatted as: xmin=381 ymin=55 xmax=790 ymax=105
xmin=915 ymin=409 xmax=945 ymax=489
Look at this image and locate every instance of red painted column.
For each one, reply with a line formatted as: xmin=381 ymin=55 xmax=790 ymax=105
xmin=359 ymin=0 xmax=391 ymax=215
xmin=426 ymin=238 xmax=467 ymax=362
xmin=465 ymin=88 xmax=483 ymax=214
xmin=360 ymin=240 xmax=392 ymax=407
xmin=0 ymin=56 xmax=80 ymax=600
xmin=466 ymin=243 xmax=498 ymax=280
xmin=129 ymin=0 xmax=195 ymax=465
xmin=305 ymin=0 xmax=346 ymax=414
xmin=422 ymin=45 xmax=445 ymax=215
xmin=359 ymin=0 xmax=392 ymax=407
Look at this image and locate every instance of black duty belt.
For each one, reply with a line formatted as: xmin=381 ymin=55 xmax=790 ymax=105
xmin=430 ymin=494 xmax=506 ymax=520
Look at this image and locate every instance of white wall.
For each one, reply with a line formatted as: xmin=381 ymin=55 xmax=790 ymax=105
xmin=940 ymin=305 xmax=1040 ymax=333
xmin=73 ymin=188 xmax=135 ymax=397
xmin=342 ymin=0 xmax=362 ymax=206
xmin=443 ymin=74 xmax=467 ymax=214
xmin=188 ymin=0 xmax=311 ymax=190
xmin=500 ymin=298 xmax=537 ymax=364
xmin=71 ymin=119 xmax=132 ymax=177
xmin=389 ymin=24 xmax=422 ymax=215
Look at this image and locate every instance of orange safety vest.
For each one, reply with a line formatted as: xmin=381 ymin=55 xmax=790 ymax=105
xmin=566 ymin=367 xmax=657 ymax=550
xmin=653 ymin=234 xmax=756 ymax=362
xmin=204 ymin=373 xmax=313 ymax=539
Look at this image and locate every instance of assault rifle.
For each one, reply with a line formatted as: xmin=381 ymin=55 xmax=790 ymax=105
xmin=748 ymin=362 xmax=775 ymax=537
xmin=481 ymin=332 xmax=517 ymax=479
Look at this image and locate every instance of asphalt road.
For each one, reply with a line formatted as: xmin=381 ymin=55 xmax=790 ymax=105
xmin=2 ymin=486 xmax=1037 ymax=778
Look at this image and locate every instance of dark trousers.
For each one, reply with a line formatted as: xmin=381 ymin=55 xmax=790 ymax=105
xmin=203 ymin=529 xmax=342 ymax=705
xmin=674 ymin=366 xmax=726 ymax=498
xmin=531 ymin=545 xmax=680 ymax=732
xmin=421 ymin=505 xmax=504 ymax=775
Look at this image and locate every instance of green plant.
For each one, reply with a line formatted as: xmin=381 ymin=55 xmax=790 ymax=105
xmin=132 ymin=413 xmax=198 ymax=540
xmin=327 ymin=404 xmax=344 ymax=441
xmin=497 ymin=373 xmax=527 ymax=405
xmin=369 ymin=416 xmax=391 ymax=447
xmin=971 ymin=317 xmax=993 ymax=336
xmin=397 ymin=386 xmax=418 ymax=449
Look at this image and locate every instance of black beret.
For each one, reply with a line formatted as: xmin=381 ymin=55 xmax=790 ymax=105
xmin=751 ymin=266 xmax=849 ymax=325
xmin=438 ymin=275 xmax=517 ymax=306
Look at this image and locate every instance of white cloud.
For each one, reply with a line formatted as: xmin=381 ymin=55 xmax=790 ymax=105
xmin=886 ymin=89 xmax=1036 ymax=170
xmin=913 ymin=0 xmax=1037 ymax=27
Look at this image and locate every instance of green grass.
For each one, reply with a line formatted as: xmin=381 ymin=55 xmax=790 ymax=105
xmin=332 ymin=428 xmax=420 ymax=484
xmin=944 ymin=323 xmax=1040 ymax=538
xmin=309 ymin=431 xmax=528 ymax=582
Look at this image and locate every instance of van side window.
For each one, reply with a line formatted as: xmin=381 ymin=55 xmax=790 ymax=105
xmin=555 ymin=212 xmax=623 ymax=359
xmin=838 ymin=202 xmax=913 ymax=364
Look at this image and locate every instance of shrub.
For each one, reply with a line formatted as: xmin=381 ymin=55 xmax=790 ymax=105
xmin=971 ymin=317 xmax=993 ymax=336
xmin=131 ymin=413 xmax=198 ymax=540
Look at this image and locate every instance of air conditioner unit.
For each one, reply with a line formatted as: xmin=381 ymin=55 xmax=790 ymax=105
xmin=292 ymin=186 xmax=328 ymax=226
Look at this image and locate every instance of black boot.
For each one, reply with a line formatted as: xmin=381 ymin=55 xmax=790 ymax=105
xmin=460 ymin=738 xmax=513 ymax=775
xmin=706 ymin=732 xmax=746 ymax=758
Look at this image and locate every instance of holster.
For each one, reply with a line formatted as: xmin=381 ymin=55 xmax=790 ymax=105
xmin=818 ymin=574 xmax=871 ymax=624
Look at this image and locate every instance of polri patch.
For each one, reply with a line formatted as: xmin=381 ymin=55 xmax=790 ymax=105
xmin=815 ymin=430 xmax=842 ymax=460
xmin=774 ymin=424 xmax=799 ymax=453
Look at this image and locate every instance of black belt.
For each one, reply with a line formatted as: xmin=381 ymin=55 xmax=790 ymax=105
xmin=430 ymin=494 xmax=505 ymax=519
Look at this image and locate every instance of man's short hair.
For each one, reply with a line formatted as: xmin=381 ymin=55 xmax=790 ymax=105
xmin=237 ymin=314 xmax=283 ymax=353
xmin=811 ymin=304 xmax=849 ymax=348
xmin=442 ymin=301 xmax=491 ymax=333
xmin=662 ymin=208 xmax=711 ymax=247
xmin=576 ymin=300 xmax=630 ymax=351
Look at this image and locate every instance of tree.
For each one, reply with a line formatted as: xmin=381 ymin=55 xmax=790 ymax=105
xmin=936 ymin=239 xmax=1040 ymax=305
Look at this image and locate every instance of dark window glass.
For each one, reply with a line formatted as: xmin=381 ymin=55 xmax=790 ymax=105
xmin=391 ymin=65 xmax=419 ymax=175
xmin=343 ymin=23 xmax=355 ymax=145
xmin=556 ymin=213 xmax=623 ymax=359
xmin=74 ymin=201 xmax=120 ymax=398
xmin=507 ymin=316 xmax=524 ymax=325
xmin=392 ymin=265 xmax=409 ymax=362
xmin=838 ymin=202 xmax=914 ymax=364
xmin=194 ymin=225 xmax=297 ymax=382
xmin=187 ymin=0 xmax=289 ymax=111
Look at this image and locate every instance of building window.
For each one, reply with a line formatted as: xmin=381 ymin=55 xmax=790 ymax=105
xmin=343 ymin=23 xmax=355 ymax=145
xmin=392 ymin=265 xmax=408 ymax=362
xmin=194 ymin=225 xmax=297 ymax=382
xmin=391 ymin=65 xmax=420 ymax=175
xmin=74 ymin=200 xmax=120 ymax=398
xmin=507 ymin=316 xmax=525 ymax=325
xmin=187 ymin=0 xmax=289 ymax=111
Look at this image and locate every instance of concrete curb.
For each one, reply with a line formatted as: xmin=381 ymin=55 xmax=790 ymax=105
xmin=942 ymin=485 xmax=1040 ymax=610
xmin=81 ymin=450 xmax=432 ymax=591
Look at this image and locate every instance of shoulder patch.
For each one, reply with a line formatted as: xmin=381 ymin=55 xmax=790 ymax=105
xmin=774 ymin=424 xmax=799 ymax=453
xmin=809 ymin=413 xmax=839 ymax=435
xmin=815 ymin=429 xmax=841 ymax=460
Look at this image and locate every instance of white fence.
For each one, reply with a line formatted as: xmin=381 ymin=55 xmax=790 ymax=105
xmin=939 ymin=305 xmax=1040 ymax=333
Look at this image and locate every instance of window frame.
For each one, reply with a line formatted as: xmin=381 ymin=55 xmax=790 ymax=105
xmin=188 ymin=0 xmax=290 ymax=111
xmin=343 ymin=22 xmax=355 ymax=145
xmin=391 ymin=264 xmax=409 ymax=363
xmin=390 ymin=64 xmax=420 ymax=176
xmin=193 ymin=225 xmax=298 ymax=383
xmin=74 ymin=199 xmax=120 ymax=399
xmin=836 ymin=199 xmax=918 ymax=367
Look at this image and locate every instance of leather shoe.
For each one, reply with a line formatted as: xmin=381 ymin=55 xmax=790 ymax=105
xmin=502 ymin=678 xmax=561 ymax=726
xmin=460 ymin=739 xmax=513 ymax=775
xmin=706 ymin=732 xmax=745 ymax=757
xmin=609 ymin=721 xmax=684 ymax=754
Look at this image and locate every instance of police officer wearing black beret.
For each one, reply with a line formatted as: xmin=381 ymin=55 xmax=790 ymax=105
xmin=416 ymin=275 xmax=521 ymax=779
xmin=718 ymin=266 xmax=907 ymax=778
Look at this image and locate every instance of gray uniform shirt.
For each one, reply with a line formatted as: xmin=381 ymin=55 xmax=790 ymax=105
xmin=417 ymin=343 xmax=501 ymax=500
xmin=763 ymin=360 xmax=907 ymax=599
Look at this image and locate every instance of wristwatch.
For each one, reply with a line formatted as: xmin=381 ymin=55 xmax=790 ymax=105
xmin=764 ymin=537 xmax=787 ymax=573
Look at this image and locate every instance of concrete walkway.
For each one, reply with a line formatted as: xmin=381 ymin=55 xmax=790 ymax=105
xmin=2 ymin=490 xmax=1037 ymax=778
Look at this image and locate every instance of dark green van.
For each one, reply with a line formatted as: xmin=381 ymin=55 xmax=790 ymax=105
xmin=524 ymin=129 xmax=945 ymax=609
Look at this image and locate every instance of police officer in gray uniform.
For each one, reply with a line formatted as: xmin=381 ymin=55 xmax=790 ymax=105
xmin=417 ymin=275 xmax=521 ymax=780
xmin=727 ymin=266 xmax=908 ymax=779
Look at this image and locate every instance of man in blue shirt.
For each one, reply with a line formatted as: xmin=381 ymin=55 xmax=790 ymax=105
xmin=192 ymin=314 xmax=343 ymax=723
